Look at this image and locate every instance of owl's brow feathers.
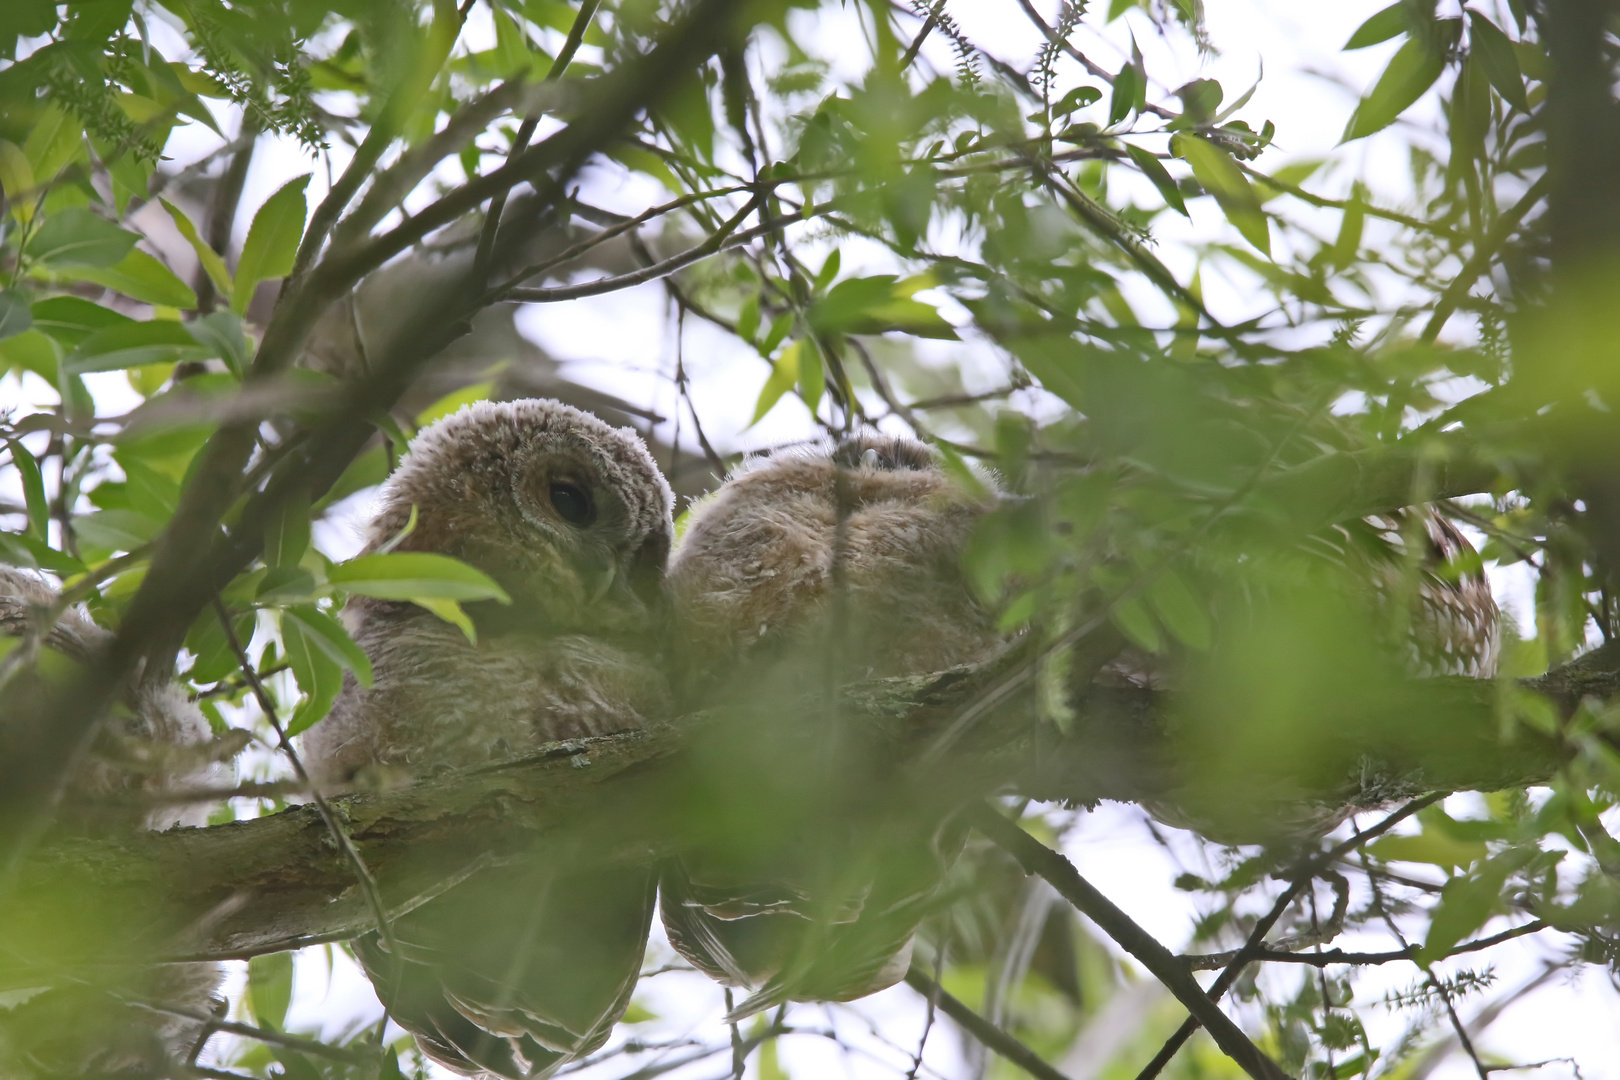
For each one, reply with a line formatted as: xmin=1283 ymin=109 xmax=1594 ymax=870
xmin=365 ymin=399 xmax=674 ymax=559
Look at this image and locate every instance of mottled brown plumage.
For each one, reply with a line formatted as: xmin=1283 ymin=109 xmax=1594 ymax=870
xmin=661 ymin=433 xmax=1003 ymax=1015
xmin=303 ymin=399 xmax=673 ymax=1079
xmin=669 ymin=432 xmax=1002 ymax=697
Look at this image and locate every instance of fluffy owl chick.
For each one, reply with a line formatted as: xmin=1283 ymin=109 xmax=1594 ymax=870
xmin=670 ymin=432 xmax=1001 ymax=696
xmin=303 ymin=399 xmax=673 ymax=1080
xmin=662 ymin=433 xmax=1001 ymax=1015
xmin=0 ymin=566 xmax=231 ymax=1076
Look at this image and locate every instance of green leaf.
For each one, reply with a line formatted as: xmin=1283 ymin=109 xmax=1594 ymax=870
xmin=264 ymin=487 xmax=311 ymax=568
xmin=1468 ymin=10 xmax=1527 ymax=111
xmin=1341 ymin=36 xmax=1446 ymax=142
xmin=1417 ymin=860 xmax=1514 ymax=966
xmin=233 ymin=175 xmax=310 ymax=314
xmin=815 ymin=248 xmax=841 ymax=291
xmin=1368 ymin=832 xmax=1487 ymax=872
xmin=28 ymin=208 xmax=138 ymax=268
xmin=798 ymin=340 xmax=825 ymax=415
xmin=328 ymin=551 xmax=511 ymax=604
xmin=1147 ymin=568 xmax=1211 ymax=649
xmin=1054 ymin=85 xmax=1103 ymax=114
xmin=248 ymin=952 xmax=293 ymax=1031
xmin=65 ymin=320 xmax=211 ymax=374
xmin=186 ymin=310 xmax=249 ymax=375
xmin=1109 ymin=62 xmax=1140 ymax=126
xmin=736 ymin=294 xmax=761 ymax=344
xmin=0 ymin=290 xmax=32 ymax=341
xmin=760 ymin=312 xmax=793 ymax=357
xmin=1112 ymin=594 xmax=1162 ymax=652
xmin=1008 ymin=337 xmax=1086 ymax=411
xmin=749 ymin=341 xmax=801 ymax=427
xmin=1172 ymin=134 xmax=1271 ymax=254
xmin=415 ymin=597 xmax=478 ymax=643
xmin=30 ymin=296 xmax=132 ymax=346
xmin=62 ymin=249 xmax=198 ymax=308
xmin=283 ymin=604 xmax=373 ymax=689
xmin=73 ymin=508 xmax=162 ymax=551
xmin=0 ymin=531 xmax=83 ymax=575
xmin=416 ymin=381 xmax=493 ymax=428
xmin=807 ymin=276 xmax=956 ymax=339
xmin=184 ymin=607 xmax=255 ymax=685
xmin=8 ymin=440 xmax=48 ymax=540
xmin=0 ymin=140 xmax=36 ymax=222
xmin=282 ymin=616 xmax=345 ymax=736
xmin=161 ymin=197 xmax=232 ymax=297
xmin=1344 ymin=3 xmax=1407 ymax=49
xmin=23 ymin=105 xmax=83 ymax=186
xmin=1125 ymin=144 xmax=1188 ymax=218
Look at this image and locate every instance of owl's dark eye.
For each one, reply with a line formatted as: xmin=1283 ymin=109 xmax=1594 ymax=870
xmin=548 ymin=481 xmax=594 ymax=526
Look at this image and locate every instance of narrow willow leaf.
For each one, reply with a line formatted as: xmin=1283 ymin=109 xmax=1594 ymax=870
xmin=248 ymin=952 xmax=293 ymax=1031
xmin=233 ymin=175 xmax=311 ymax=314
xmin=1172 ymin=134 xmax=1271 ymax=254
xmin=63 ymin=249 xmax=198 ymax=309
xmin=798 ymin=340 xmax=825 ymax=415
xmin=264 ymin=487 xmax=311 ymax=568
xmin=749 ymin=341 xmax=801 ymax=427
xmin=161 ymin=198 xmax=232 ymax=296
xmin=283 ymin=618 xmax=345 ymax=737
xmin=0 ymin=290 xmax=32 ymax=341
xmin=23 ymin=105 xmax=84 ymax=184
xmin=1341 ymin=36 xmax=1446 ymax=142
xmin=65 ymin=321 xmax=211 ymax=374
xmin=7 ymin=440 xmax=47 ymax=540
xmin=1112 ymin=595 xmax=1163 ymax=653
xmin=414 ymin=597 xmax=478 ymax=644
xmin=73 ymin=509 xmax=163 ymax=551
xmin=186 ymin=310 xmax=249 ymax=376
xmin=283 ymin=604 xmax=373 ymax=689
xmin=328 ymin=551 xmax=510 ymax=603
xmin=416 ymin=381 xmax=493 ymax=427
xmin=1344 ymin=3 xmax=1407 ymax=49
xmin=1468 ymin=10 xmax=1528 ymax=111
xmin=30 ymin=295 xmax=131 ymax=346
xmin=1147 ymin=568 xmax=1212 ymax=650
xmin=1125 ymin=143 xmax=1189 ymax=218
xmin=0 ymin=141 xmax=35 ymax=222
xmin=28 ymin=208 xmax=138 ymax=268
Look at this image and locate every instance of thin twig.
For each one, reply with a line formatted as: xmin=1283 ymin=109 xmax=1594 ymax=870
xmin=210 ymin=597 xmax=399 ymax=958
xmin=1184 ymin=920 xmax=1550 ymax=971
xmin=474 ymin=0 xmax=603 ymax=279
xmin=1134 ymin=794 xmax=1443 ymax=1080
xmin=504 ymin=197 xmax=773 ymax=303
xmin=903 ymin=965 xmax=1071 ymax=1080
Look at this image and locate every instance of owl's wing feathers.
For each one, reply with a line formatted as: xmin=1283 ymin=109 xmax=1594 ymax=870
xmin=357 ymin=864 xmax=656 ymax=1079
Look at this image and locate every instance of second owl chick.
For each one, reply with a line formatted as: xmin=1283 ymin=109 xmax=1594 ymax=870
xmin=669 ymin=432 xmax=1002 ymax=699
xmin=662 ymin=433 xmax=1003 ymax=1014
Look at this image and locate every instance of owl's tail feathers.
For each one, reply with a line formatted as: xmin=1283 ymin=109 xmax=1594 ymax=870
xmin=356 ymin=861 xmax=656 ymax=1079
xmin=660 ymin=857 xmax=934 ymax=1023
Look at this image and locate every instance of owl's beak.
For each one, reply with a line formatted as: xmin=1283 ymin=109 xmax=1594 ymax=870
xmin=586 ymin=565 xmax=617 ymax=604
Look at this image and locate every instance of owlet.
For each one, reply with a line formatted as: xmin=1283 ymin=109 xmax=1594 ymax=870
xmin=303 ymin=399 xmax=673 ymax=1079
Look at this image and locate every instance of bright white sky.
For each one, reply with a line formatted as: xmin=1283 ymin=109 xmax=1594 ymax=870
xmin=3 ymin=1 xmax=1614 ymax=1077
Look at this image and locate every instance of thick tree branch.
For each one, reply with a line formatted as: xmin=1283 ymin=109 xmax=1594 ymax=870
xmin=4 ymin=640 xmax=1607 ymax=986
